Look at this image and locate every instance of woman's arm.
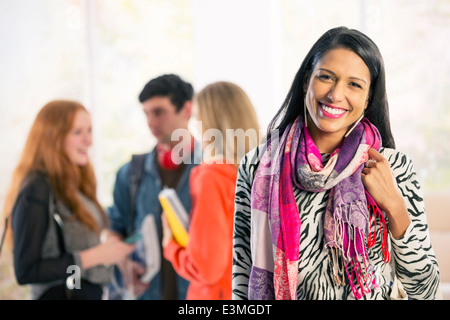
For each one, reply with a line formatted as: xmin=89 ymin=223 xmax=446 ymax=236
xmin=362 ymin=148 xmax=411 ymax=238
xmin=12 ymin=174 xmax=75 ymax=284
xmin=78 ymin=237 xmax=135 ymax=270
xmin=363 ymin=148 xmax=440 ymax=299
xmin=163 ymin=164 xmax=235 ymax=285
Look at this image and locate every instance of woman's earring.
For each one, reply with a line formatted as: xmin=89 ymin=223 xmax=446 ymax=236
xmin=304 ymin=100 xmax=308 ymax=128
xmin=344 ymin=112 xmax=364 ymax=138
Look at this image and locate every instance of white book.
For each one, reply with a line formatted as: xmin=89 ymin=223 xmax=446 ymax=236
xmin=158 ymin=188 xmax=190 ymax=247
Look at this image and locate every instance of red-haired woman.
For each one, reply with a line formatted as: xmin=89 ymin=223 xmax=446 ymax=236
xmin=1 ymin=100 xmax=134 ymax=299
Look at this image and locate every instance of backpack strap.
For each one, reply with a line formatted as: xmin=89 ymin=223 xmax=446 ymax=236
xmin=128 ymin=153 xmax=147 ymax=236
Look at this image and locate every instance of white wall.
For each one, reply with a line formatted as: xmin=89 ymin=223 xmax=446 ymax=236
xmin=192 ymin=0 xmax=284 ymax=131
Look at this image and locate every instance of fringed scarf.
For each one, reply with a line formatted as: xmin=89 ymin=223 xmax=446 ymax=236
xmin=248 ymin=117 xmax=389 ymax=300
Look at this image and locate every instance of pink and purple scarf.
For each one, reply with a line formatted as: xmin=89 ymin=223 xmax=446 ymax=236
xmin=248 ymin=117 xmax=389 ymax=300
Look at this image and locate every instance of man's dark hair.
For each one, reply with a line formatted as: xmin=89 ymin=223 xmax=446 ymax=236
xmin=138 ymin=74 xmax=194 ymax=112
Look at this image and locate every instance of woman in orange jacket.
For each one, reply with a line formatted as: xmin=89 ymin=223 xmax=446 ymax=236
xmin=162 ymin=81 xmax=261 ymax=299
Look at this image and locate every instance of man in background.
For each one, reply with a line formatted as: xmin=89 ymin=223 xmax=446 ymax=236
xmin=107 ymin=74 xmax=201 ymax=300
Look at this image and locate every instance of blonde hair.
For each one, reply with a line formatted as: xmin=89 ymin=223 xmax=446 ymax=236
xmin=195 ymin=81 xmax=261 ymax=167
xmin=1 ymin=100 xmax=107 ymax=250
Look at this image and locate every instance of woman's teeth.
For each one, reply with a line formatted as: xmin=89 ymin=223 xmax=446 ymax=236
xmin=321 ymin=104 xmax=346 ymax=115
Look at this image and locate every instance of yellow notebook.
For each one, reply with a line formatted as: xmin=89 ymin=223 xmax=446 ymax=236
xmin=158 ymin=188 xmax=190 ymax=247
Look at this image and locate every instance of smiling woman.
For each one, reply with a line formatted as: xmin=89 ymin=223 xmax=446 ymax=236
xmin=232 ymin=26 xmax=440 ymax=300
xmin=0 ymin=100 xmax=135 ymax=300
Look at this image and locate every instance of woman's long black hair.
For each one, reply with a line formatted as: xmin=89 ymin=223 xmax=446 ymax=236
xmin=267 ymin=26 xmax=395 ymax=149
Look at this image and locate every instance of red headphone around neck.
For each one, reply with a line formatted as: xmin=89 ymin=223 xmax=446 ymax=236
xmin=157 ymin=136 xmax=194 ymax=170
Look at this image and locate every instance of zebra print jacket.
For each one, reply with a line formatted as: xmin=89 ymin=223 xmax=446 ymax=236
xmin=232 ymin=146 xmax=440 ymax=300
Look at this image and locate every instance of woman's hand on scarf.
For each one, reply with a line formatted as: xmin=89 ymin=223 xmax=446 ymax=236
xmin=361 ymin=148 xmax=411 ymax=239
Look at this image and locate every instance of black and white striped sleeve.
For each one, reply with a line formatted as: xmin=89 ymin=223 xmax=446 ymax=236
xmin=386 ymin=149 xmax=440 ymax=300
xmin=232 ymin=147 xmax=260 ymax=300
